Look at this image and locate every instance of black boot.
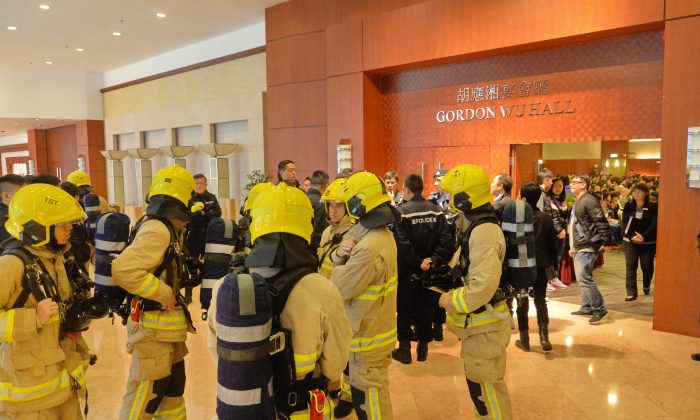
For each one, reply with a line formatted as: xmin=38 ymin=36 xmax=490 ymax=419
xmin=539 ymin=323 xmax=552 ymax=352
xmin=433 ymin=324 xmax=444 ymax=342
xmin=515 ymin=330 xmax=530 ymax=352
xmin=417 ymin=341 xmax=428 ymax=362
xmin=392 ymin=341 xmax=412 ymax=364
xmin=334 ymin=399 xmax=354 ymax=418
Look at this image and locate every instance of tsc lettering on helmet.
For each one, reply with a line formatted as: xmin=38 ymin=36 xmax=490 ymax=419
xmin=44 ymin=197 xmax=59 ymax=205
xmin=164 ymin=177 xmax=173 ymax=183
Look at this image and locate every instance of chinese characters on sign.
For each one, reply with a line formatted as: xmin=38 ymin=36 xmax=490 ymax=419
xmin=456 ymin=79 xmax=549 ymax=103
xmin=436 ymin=79 xmax=575 ymax=124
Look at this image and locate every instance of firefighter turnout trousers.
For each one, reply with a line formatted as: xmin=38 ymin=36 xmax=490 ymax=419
xmin=348 ymin=354 xmax=392 ymax=420
xmin=0 ymin=394 xmax=83 ymax=420
xmin=119 ymin=313 xmax=189 ymax=420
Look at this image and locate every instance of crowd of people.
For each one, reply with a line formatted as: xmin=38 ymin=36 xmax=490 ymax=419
xmin=0 ymin=159 xmax=662 ymax=419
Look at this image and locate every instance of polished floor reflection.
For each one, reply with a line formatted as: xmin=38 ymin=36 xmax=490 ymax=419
xmin=83 ymin=288 xmax=700 ymax=419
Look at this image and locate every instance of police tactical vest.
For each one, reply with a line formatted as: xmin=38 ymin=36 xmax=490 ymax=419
xmin=501 ymin=200 xmax=537 ymax=290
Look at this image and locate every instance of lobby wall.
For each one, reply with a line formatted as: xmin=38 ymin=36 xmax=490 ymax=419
xmin=266 ymin=0 xmax=700 ymax=338
xmin=102 ymin=52 xmax=268 ymax=208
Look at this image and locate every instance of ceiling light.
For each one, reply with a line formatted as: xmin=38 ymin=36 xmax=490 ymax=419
xmin=112 ymin=31 xmax=121 ymax=36
xmin=7 ymin=26 xmax=17 ymax=31
xmin=629 ymin=138 xmax=661 ymax=143
xmin=39 ymin=4 xmax=50 ymax=10
xmin=75 ymin=48 xmax=84 ymax=52
xmin=156 ymin=12 xmax=166 ymax=18
xmin=35 ymin=118 xmax=40 ymax=121
xmin=45 ymin=61 xmax=53 ymax=65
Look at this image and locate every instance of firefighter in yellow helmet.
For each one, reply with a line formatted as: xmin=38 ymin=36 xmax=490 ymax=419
xmin=328 ymin=170 xmax=400 ymax=419
xmin=212 ymin=183 xmax=351 ymax=418
xmin=317 ymin=178 xmax=353 ymax=279
xmin=112 ymin=165 xmax=198 ymax=419
xmin=438 ymin=164 xmax=512 ymax=420
xmin=65 ymin=170 xmax=109 ymax=213
xmin=0 ymin=184 xmax=95 ymax=418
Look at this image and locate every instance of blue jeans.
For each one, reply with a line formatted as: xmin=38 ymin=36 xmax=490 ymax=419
xmin=573 ymin=251 xmax=606 ymax=314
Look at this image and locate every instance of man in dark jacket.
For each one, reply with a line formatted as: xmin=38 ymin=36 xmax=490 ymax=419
xmin=184 ymin=174 xmax=222 ymax=302
xmin=569 ymin=174 xmax=612 ymax=325
xmin=0 ymin=174 xmax=25 ymax=245
xmin=491 ymin=173 xmax=514 ymax=219
xmin=306 ymin=169 xmax=330 ymax=251
xmin=392 ymin=174 xmax=454 ymax=363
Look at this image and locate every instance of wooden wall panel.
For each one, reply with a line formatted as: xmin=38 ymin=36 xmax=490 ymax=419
xmin=27 ymin=129 xmax=48 ymax=174
xmin=267 ymin=81 xmax=327 ymax=129
xmin=362 ymin=0 xmax=664 ymax=72
xmin=512 ymin=144 xmax=542 ymax=197
xmin=326 ymin=20 xmax=363 ymax=77
xmin=654 ymin=15 xmax=700 ymax=337
xmin=666 ymin=0 xmax=700 ymax=20
xmin=600 ymin=140 xmax=629 ymax=158
xmin=47 ymin=125 xmax=78 ymax=179
xmin=362 ymin=74 xmax=387 ymax=174
xmin=266 ymin=32 xmax=326 ymax=86
xmin=541 ymin=160 xmax=602 ymax=178
xmin=267 ymin=126 xmax=327 ymax=180
xmin=326 ymin=73 xmax=364 ymax=175
xmin=626 ymin=159 xmax=660 ymax=176
xmin=75 ymin=120 xmax=107 ymax=197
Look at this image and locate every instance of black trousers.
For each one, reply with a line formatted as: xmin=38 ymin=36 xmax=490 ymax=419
xmin=624 ymin=242 xmax=656 ymax=295
xmin=397 ymin=276 xmax=437 ymax=343
xmin=516 ymin=267 xmax=549 ymax=331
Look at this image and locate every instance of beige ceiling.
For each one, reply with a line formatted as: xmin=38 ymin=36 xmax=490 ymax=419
xmin=0 ymin=0 xmax=284 ymax=73
xmin=0 ymin=118 xmax=80 ymax=138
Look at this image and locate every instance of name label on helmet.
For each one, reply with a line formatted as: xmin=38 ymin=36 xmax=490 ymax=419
xmin=45 ymin=197 xmax=59 ymax=205
xmin=164 ymin=178 xmax=173 ymax=183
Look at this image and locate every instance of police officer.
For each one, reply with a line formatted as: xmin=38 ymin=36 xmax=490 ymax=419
xmin=317 ymin=177 xmax=352 ymax=279
xmin=211 ymin=183 xmax=352 ymax=419
xmin=184 ymin=174 xmax=222 ymax=304
xmin=428 ymin=168 xmax=450 ymax=215
xmin=438 ymin=164 xmax=513 ymax=420
xmin=392 ymin=174 xmax=454 ymax=364
xmin=112 ymin=165 xmax=196 ymax=419
xmin=329 ymin=171 xmax=399 ymax=420
xmin=0 ymin=184 xmax=92 ymax=418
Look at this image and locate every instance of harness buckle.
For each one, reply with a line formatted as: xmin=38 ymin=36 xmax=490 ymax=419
xmin=269 ymin=331 xmax=286 ymax=355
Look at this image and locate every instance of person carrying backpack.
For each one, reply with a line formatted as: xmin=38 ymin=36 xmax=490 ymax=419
xmin=0 ymin=184 xmax=98 ymax=418
xmin=214 ymin=183 xmax=351 ymax=419
xmin=438 ymin=164 xmax=513 ymax=420
xmin=112 ymin=165 xmax=198 ymax=419
xmin=329 ymin=171 xmax=400 ymax=420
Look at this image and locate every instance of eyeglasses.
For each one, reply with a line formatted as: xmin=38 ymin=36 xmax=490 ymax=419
xmin=570 ymin=180 xmax=585 ymax=185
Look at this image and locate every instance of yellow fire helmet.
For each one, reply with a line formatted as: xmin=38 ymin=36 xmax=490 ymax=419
xmin=66 ymin=170 xmax=92 ymax=187
xmin=439 ymin=164 xmax=492 ymax=213
xmin=243 ymin=182 xmax=273 ymax=213
xmin=148 ymin=164 xmax=196 ymax=207
xmin=5 ymin=184 xmax=87 ymax=247
xmin=249 ymin=183 xmax=313 ymax=245
xmin=343 ymin=170 xmax=389 ymax=221
xmin=320 ymin=178 xmax=346 ymax=203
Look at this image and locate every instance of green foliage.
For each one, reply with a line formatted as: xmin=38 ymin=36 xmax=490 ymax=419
xmin=244 ymin=169 xmax=269 ymax=192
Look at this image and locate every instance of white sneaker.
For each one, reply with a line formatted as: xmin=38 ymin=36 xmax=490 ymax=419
xmin=550 ymin=278 xmax=568 ymax=289
xmin=546 ymin=283 xmax=557 ymax=292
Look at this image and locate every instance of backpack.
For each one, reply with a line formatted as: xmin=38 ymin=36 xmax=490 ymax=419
xmin=200 ymin=218 xmax=240 ymax=312
xmin=82 ymin=193 xmax=102 ymax=243
xmin=1 ymin=240 xmax=109 ymax=335
xmin=500 ymin=200 xmax=537 ymax=291
xmin=93 ymin=212 xmax=131 ymax=308
xmin=216 ymin=267 xmax=325 ymax=420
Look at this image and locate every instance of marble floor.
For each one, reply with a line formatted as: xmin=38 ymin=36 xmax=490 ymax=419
xmin=83 ymin=276 xmax=700 ymax=419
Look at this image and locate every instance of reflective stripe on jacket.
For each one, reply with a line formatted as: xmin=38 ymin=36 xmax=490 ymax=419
xmin=330 ymin=224 xmax=398 ymax=361
xmin=0 ymin=245 xmax=89 ymax=412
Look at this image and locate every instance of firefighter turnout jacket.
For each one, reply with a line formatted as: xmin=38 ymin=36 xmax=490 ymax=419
xmin=330 ymin=223 xmax=398 ymax=362
xmin=317 ymin=216 xmax=352 ymax=279
xmin=0 ymin=245 xmax=90 ymax=413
